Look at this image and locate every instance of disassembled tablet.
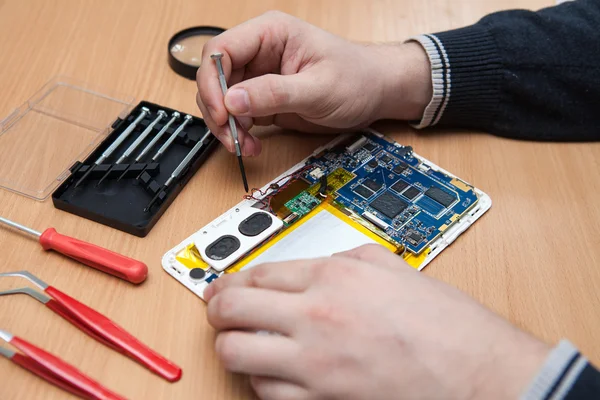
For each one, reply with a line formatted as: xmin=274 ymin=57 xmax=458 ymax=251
xmin=162 ymin=130 xmax=492 ymax=300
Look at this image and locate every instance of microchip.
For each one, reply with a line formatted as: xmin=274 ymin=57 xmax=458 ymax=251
xmin=369 ymin=192 xmax=408 ymax=219
xmin=390 ymin=180 xmax=409 ymax=194
xmin=354 ymin=185 xmax=374 ymax=199
xmin=367 ymin=160 xmax=378 ymax=168
xmin=397 ymin=146 xmax=413 ymax=157
xmin=393 ymin=163 xmax=408 ymax=174
xmin=406 ymin=231 xmax=423 ymax=246
xmin=380 ymin=154 xmax=392 ymax=163
xmin=363 ymin=142 xmax=376 ymax=151
xmin=363 ymin=179 xmax=382 ymax=192
xmin=402 ymin=186 xmax=421 ymax=200
xmin=424 ymin=186 xmax=456 ymax=208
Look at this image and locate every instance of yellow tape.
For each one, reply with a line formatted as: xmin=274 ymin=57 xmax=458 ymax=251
xmin=175 ymin=244 xmax=209 ymax=270
xmin=403 ymin=248 xmax=430 ymax=269
xmin=226 ymin=202 xmax=397 ymax=274
xmin=307 ymin=167 xmax=355 ymax=196
xmin=175 ymin=202 xmax=424 ymax=273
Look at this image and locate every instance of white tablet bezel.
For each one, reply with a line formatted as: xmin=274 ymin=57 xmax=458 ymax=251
xmin=161 ymin=129 xmax=492 ymax=301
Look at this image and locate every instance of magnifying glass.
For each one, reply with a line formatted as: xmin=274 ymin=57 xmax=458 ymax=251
xmin=168 ymin=26 xmax=226 ymax=80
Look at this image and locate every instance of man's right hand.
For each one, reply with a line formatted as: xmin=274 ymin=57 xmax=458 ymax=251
xmin=196 ymin=11 xmax=432 ymax=156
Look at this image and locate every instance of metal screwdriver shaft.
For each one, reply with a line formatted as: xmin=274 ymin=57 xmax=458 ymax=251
xmin=0 ymin=217 xmax=40 ymax=236
xmin=210 ymin=53 xmax=249 ymax=192
xmin=74 ymin=107 xmax=150 ymax=187
xmin=144 ymin=130 xmax=212 ymax=212
xmin=97 ymin=110 xmax=168 ymax=186
xmin=136 ymin=114 xmax=192 ymax=181
xmin=119 ymin=112 xmax=180 ymax=181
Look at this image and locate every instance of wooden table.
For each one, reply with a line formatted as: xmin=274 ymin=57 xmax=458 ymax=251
xmin=1 ymin=0 xmax=598 ymax=398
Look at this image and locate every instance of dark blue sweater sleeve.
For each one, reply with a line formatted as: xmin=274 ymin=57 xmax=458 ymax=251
xmin=520 ymin=340 xmax=600 ymax=400
xmin=410 ymin=0 xmax=600 ymax=141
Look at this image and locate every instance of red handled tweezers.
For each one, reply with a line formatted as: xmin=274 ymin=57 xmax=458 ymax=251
xmin=0 ymin=329 xmax=125 ymax=400
xmin=0 ymin=271 xmax=182 ymax=382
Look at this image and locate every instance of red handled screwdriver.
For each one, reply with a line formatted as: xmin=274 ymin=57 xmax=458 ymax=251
xmin=0 ymin=217 xmax=148 ymax=284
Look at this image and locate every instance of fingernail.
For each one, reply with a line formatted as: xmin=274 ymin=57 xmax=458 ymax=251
xmin=207 ymin=105 xmax=217 ymax=121
xmin=251 ymin=136 xmax=262 ymax=157
xmin=238 ymin=116 xmax=253 ymax=130
xmin=225 ymin=88 xmax=250 ymax=114
xmin=242 ymin=143 xmax=252 ymax=157
xmin=225 ymin=136 xmax=234 ymax=152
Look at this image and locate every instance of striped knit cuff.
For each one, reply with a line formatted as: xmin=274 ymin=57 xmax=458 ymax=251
xmin=521 ymin=340 xmax=588 ymax=400
xmin=406 ymin=35 xmax=448 ymax=129
xmin=407 ymin=23 xmax=503 ymax=129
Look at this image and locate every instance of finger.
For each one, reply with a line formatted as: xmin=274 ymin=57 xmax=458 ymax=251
xmin=255 ymin=113 xmax=366 ymax=133
xmin=250 ymin=376 xmax=309 ymax=400
xmin=204 ymin=260 xmax=319 ymax=301
xmin=216 ymin=331 xmax=302 ymax=380
xmin=333 ymin=243 xmax=410 ymax=270
xmin=237 ymin=116 xmax=254 ymax=131
xmin=207 ymin=287 xmax=299 ymax=334
xmin=224 ymin=73 xmax=323 ymax=118
xmin=253 ymin=116 xmax=275 ymax=127
xmin=229 ymin=67 xmax=246 ymax=87
xmin=229 ymin=119 xmax=253 ymax=157
xmin=273 ymin=113 xmax=354 ymax=133
xmin=197 ymin=91 xmax=257 ymax=155
xmin=196 ymin=91 xmax=234 ymax=151
xmin=245 ymin=133 xmax=263 ymax=157
xmin=197 ymin=12 xmax=292 ymax=125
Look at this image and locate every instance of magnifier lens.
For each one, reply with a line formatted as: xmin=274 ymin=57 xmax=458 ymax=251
xmin=170 ymin=34 xmax=215 ymax=67
xmin=168 ymin=26 xmax=226 ymax=80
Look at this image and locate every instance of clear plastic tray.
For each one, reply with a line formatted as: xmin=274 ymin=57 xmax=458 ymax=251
xmin=0 ymin=76 xmax=134 ymax=200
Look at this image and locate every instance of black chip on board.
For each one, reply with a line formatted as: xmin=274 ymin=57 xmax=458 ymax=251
xmin=393 ymin=163 xmax=408 ymax=174
xmin=363 ymin=142 xmax=376 ymax=151
xmin=380 ymin=154 xmax=392 ymax=163
xmin=391 ymin=180 xmax=409 ymax=194
xmin=424 ymin=186 xmax=456 ymax=207
xmin=370 ymin=192 xmax=408 ymax=219
xmin=354 ymin=185 xmax=374 ymax=199
xmin=397 ymin=146 xmax=413 ymax=156
xmin=367 ymin=160 xmax=378 ymax=168
xmin=402 ymin=186 xmax=421 ymax=200
xmin=363 ymin=179 xmax=382 ymax=192
xmin=407 ymin=231 xmax=423 ymax=245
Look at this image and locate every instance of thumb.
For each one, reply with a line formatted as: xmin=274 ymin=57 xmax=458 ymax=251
xmin=225 ymin=73 xmax=318 ymax=118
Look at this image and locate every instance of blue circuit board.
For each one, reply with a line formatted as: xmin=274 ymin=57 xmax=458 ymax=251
xmin=302 ymin=134 xmax=479 ymax=254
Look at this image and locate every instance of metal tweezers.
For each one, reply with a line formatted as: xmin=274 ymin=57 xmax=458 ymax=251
xmin=0 ymin=271 xmax=182 ymax=393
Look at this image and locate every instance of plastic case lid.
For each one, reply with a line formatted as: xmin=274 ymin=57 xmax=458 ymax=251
xmin=0 ymin=76 xmax=134 ymax=200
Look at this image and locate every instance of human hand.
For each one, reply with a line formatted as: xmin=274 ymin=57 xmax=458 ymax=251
xmin=204 ymin=244 xmax=550 ymax=400
xmin=196 ymin=11 xmax=432 ymax=157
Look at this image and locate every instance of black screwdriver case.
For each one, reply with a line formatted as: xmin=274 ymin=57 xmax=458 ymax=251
xmin=52 ymin=101 xmax=218 ymax=237
xmin=0 ymin=77 xmax=218 ymax=237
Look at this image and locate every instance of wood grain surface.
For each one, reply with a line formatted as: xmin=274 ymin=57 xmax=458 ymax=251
xmin=2 ymin=1 xmax=599 ymax=399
